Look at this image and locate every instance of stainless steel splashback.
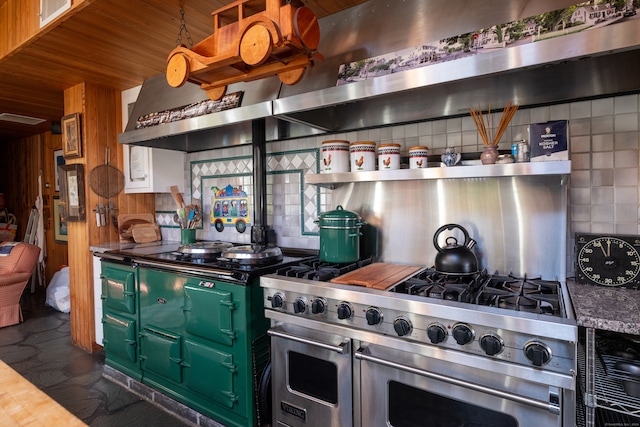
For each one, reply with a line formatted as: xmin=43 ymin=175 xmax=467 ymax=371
xmin=331 ymin=174 xmax=568 ymax=280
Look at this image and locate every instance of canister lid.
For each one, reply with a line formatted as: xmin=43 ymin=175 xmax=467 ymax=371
xmin=350 ymin=141 xmax=376 ymax=146
xmin=322 ymin=139 xmax=350 ymax=145
xmin=409 ymin=145 xmax=429 ymax=151
xmin=378 ymin=143 xmax=401 ymax=149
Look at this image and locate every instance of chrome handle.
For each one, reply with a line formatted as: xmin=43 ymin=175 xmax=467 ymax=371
xmin=355 ymin=349 xmax=560 ymax=414
xmin=268 ymin=329 xmax=348 ymax=354
xmin=133 ymin=259 xmax=234 ymax=277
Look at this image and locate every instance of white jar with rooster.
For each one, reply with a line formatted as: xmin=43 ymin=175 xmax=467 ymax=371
xmin=321 ymin=140 xmax=350 ymax=173
xmin=408 ymin=145 xmax=429 ymax=169
xmin=350 ymin=141 xmax=377 ymax=172
xmin=377 ymin=143 xmax=401 ymax=170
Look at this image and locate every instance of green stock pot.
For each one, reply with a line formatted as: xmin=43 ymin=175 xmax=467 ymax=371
xmin=316 ymin=205 xmax=366 ymax=263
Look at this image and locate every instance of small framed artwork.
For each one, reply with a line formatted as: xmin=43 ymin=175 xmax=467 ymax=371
xmin=53 ymin=197 xmax=68 ymax=243
xmin=58 ymin=164 xmax=86 ymax=222
xmin=61 ymin=113 xmax=82 ymax=159
xmin=54 ymin=149 xmax=65 ymax=192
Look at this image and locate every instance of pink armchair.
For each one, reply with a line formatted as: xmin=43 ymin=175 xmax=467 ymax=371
xmin=0 ymin=243 xmax=40 ymax=327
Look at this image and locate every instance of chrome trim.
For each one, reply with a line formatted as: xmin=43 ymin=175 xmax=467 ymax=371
xmin=355 ymin=348 xmax=560 ymax=414
xmin=265 ymin=311 xmax=575 ymax=389
xmin=132 ymin=259 xmax=235 ymax=278
xmin=268 ymin=328 xmax=348 ymax=354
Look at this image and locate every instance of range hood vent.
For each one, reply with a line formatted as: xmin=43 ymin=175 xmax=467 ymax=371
xmin=120 ymin=0 xmax=640 ymax=152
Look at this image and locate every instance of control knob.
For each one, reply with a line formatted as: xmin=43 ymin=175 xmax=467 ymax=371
xmin=270 ymin=293 xmax=285 ymax=309
xmin=311 ymin=298 xmax=326 ymax=314
xmin=393 ymin=317 xmax=412 ymax=336
xmin=337 ymin=302 xmax=353 ymax=320
xmin=479 ymin=333 xmax=504 ymax=356
xmin=426 ymin=323 xmax=447 ymax=344
xmin=524 ymin=341 xmax=552 ymax=366
xmin=293 ymin=297 xmax=307 ymax=314
xmin=452 ymin=323 xmax=474 ymax=345
xmin=365 ymin=307 xmax=383 ymax=325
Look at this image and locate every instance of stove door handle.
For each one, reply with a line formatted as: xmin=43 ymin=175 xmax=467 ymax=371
xmin=268 ymin=329 xmax=348 ymax=354
xmin=355 ymin=349 xmax=560 ymax=415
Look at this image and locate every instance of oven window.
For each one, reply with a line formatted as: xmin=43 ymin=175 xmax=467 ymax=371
xmin=388 ymin=381 xmax=517 ymax=427
xmin=288 ymin=351 xmax=338 ymax=404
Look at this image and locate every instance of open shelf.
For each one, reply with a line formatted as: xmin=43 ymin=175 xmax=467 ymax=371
xmin=307 ymin=161 xmax=571 ymax=188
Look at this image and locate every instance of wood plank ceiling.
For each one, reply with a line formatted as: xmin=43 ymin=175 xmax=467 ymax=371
xmin=0 ymin=0 xmax=366 ymax=142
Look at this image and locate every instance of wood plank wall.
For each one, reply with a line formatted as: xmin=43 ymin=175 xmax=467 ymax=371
xmin=64 ymin=82 xmax=154 ymax=352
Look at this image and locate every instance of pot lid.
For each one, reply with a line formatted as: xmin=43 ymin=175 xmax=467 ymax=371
xmin=221 ymin=244 xmax=283 ymax=265
xmin=319 ymin=205 xmax=360 ymax=220
xmin=177 ymin=241 xmax=233 ymax=257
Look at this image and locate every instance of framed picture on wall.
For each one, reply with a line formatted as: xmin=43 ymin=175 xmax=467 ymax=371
xmin=54 ymin=149 xmax=65 ymax=192
xmin=53 ymin=197 xmax=68 ymax=243
xmin=61 ymin=112 xmax=82 ymax=159
xmin=58 ymin=164 xmax=86 ymax=222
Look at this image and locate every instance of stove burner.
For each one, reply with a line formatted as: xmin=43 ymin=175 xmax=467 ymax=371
xmin=390 ymin=270 xmax=562 ymax=316
xmin=275 ymin=257 xmax=374 ymax=281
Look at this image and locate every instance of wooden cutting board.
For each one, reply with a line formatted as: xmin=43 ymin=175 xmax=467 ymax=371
xmin=330 ymin=263 xmax=423 ymax=290
xmin=118 ymin=213 xmax=155 ymax=243
xmin=131 ymin=223 xmax=161 ymax=243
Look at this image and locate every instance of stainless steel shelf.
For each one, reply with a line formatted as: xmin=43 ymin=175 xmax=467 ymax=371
xmin=307 ymin=161 xmax=571 ymax=188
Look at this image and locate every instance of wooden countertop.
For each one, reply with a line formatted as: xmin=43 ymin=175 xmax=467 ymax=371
xmin=567 ymin=279 xmax=640 ymax=335
xmin=0 ymin=359 xmax=86 ymax=426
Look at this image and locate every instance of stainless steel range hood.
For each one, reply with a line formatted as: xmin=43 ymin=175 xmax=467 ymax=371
xmin=119 ymin=0 xmax=640 ymax=152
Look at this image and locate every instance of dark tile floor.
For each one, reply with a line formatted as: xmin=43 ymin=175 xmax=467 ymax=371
xmin=0 ymin=288 xmax=189 ymax=426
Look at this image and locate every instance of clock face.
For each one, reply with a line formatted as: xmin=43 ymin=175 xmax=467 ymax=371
xmin=576 ymin=234 xmax=640 ymax=288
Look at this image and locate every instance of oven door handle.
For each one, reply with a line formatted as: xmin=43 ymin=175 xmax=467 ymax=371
xmin=355 ymin=349 xmax=560 ymax=414
xmin=268 ymin=329 xmax=348 ymax=354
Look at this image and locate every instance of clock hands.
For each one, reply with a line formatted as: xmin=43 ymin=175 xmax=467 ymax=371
xmin=600 ymin=238 xmax=611 ymax=257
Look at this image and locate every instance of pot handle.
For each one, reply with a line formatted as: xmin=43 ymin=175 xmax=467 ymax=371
xmin=433 ymin=223 xmax=471 ymax=252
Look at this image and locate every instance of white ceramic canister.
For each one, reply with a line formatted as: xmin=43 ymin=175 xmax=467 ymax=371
xmin=408 ymin=145 xmax=429 ymax=169
xmin=350 ymin=141 xmax=376 ymax=172
xmin=378 ymin=143 xmax=401 ymax=170
xmin=321 ymin=140 xmax=350 ymax=173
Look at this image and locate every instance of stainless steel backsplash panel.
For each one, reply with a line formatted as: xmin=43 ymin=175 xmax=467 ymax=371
xmin=331 ymin=175 xmax=567 ymax=280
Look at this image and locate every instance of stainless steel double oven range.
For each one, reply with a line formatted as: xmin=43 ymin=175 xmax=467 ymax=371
xmin=261 ymin=260 xmax=578 ymax=427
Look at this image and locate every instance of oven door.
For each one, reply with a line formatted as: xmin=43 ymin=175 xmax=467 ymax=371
xmin=356 ymin=342 xmax=565 ymax=427
xmin=269 ymin=324 xmax=353 ymax=427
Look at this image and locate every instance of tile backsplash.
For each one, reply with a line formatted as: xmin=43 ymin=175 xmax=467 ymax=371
xmin=157 ymin=93 xmax=639 ymax=278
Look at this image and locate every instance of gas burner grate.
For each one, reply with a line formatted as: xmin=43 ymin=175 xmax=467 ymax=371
xmin=274 ymin=257 xmax=374 ymax=281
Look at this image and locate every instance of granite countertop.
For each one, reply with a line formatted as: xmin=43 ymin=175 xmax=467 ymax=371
xmin=567 ymin=279 xmax=640 ymax=335
xmin=89 ymin=240 xmax=181 ymax=254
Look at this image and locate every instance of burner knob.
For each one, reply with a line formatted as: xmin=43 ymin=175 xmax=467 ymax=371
xmin=480 ymin=334 xmax=504 ymax=356
xmin=293 ymin=297 xmax=307 ymax=314
xmin=452 ymin=323 xmax=474 ymax=345
xmin=426 ymin=323 xmax=447 ymax=344
xmin=393 ymin=317 xmax=412 ymax=337
xmin=270 ymin=293 xmax=285 ymax=309
xmin=311 ymin=298 xmax=326 ymax=314
xmin=337 ymin=302 xmax=353 ymax=320
xmin=524 ymin=341 xmax=552 ymax=367
xmin=365 ymin=307 xmax=383 ymax=325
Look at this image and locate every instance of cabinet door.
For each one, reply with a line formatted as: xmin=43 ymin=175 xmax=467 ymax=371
xmin=184 ymin=284 xmax=236 ymax=346
xmin=183 ymin=339 xmax=238 ymax=408
xmin=140 ymin=327 xmax=182 ymax=383
xmin=101 ymin=263 xmax=136 ymax=314
xmin=103 ymin=312 xmax=137 ymax=362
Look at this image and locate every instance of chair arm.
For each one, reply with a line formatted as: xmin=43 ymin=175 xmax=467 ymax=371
xmin=0 ymin=272 xmax=32 ymax=287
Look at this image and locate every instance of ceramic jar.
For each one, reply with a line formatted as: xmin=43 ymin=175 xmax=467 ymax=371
xmin=409 ymin=146 xmax=429 ymax=169
xmin=321 ymin=140 xmax=350 ymax=173
xmin=378 ymin=143 xmax=401 ymax=170
xmin=441 ymin=147 xmax=461 ymax=167
xmin=350 ymin=141 xmax=376 ymax=171
xmin=480 ymin=145 xmax=499 ymax=165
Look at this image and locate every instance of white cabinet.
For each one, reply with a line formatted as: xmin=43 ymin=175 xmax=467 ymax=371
xmin=93 ymin=255 xmax=103 ymax=346
xmin=123 ymin=145 xmax=185 ymax=193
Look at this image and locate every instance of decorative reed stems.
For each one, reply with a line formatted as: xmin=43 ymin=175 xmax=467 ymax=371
xmin=470 ymin=102 xmax=519 ymax=146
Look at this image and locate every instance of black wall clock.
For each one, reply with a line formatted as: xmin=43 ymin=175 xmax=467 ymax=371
xmin=575 ymin=233 xmax=640 ymax=289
